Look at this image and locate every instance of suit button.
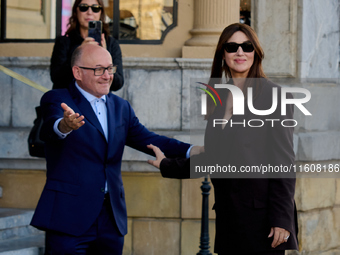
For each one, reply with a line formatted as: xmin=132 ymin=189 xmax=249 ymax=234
xmin=101 ymin=188 xmax=105 ymax=193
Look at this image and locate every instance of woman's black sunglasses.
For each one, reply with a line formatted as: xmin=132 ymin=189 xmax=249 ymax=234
xmin=78 ymin=4 xmax=102 ymax=13
xmin=223 ymin=42 xmax=254 ymax=53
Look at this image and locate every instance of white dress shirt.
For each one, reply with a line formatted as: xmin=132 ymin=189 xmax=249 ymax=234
xmin=54 ymin=82 xmax=108 ymax=140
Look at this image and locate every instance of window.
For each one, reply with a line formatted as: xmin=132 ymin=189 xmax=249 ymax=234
xmin=0 ymin=0 xmax=177 ymax=44
xmin=0 ymin=0 xmax=61 ymax=41
xmin=61 ymin=0 xmax=73 ymax=35
xmin=240 ymin=0 xmax=251 ymax=26
xmin=108 ymin=0 xmax=178 ymax=44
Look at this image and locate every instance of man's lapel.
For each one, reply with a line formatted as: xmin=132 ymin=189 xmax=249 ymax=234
xmin=69 ymin=82 xmax=106 ymax=140
xmin=106 ymin=93 xmax=119 ymax=157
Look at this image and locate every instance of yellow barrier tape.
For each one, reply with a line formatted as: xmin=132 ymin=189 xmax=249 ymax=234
xmin=0 ymin=65 xmax=49 ymax=93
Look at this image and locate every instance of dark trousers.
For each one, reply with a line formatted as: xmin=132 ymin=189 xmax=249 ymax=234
xmin=45 ymin=195 xmax=124 ymax=255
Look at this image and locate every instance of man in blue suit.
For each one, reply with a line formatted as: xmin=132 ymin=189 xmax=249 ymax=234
xmin=30 ymin=44 xmax=191 ymax=254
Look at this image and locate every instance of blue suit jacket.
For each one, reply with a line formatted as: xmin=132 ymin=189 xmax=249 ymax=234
xmin=30 ymin=83 xmax=190 ymax=236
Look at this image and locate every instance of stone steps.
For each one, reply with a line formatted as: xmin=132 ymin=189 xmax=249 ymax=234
xmin=0 ymin=235 xmax=45 ymax=255
xmin=0 ymin=208 xmax=44 ymax=255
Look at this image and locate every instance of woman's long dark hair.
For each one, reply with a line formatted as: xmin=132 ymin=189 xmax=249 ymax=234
xmin=206 ymin=23 xmax=266 ymax=118
xmin=65 ymin=0 xmax=110 ymax=37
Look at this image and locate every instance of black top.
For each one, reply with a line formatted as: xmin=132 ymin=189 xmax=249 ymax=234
xmin=50 ymin=30 xmax=124 ymax=91
xmin=160 ymin=79 xmax=299 ymax=254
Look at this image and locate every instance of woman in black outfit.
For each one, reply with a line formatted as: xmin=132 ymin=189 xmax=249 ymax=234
xmin=147 ymin=23 xmax=299 ymax=255
xmin=50 ymin=0 xmax=124 ymax=91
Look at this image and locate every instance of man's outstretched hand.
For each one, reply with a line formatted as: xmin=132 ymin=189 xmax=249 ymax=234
xmin=58 ymin=103 xmax=85 ymax=133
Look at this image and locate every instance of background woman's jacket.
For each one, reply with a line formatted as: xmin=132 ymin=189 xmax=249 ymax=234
xmin=50 ymin=30 xmax=124 ymax=91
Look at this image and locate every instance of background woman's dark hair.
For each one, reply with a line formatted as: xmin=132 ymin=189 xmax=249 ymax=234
xmin=65 ymin=0 xmax=110 ymax=37
xmin=206 ymin=23 xmax=266 ymax=118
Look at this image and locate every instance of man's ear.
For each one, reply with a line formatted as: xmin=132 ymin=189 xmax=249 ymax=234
xmin=72 ymin=66 xmax=81 ymax=80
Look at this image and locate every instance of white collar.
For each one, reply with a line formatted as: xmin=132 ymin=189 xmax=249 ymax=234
xmin=75 ymin=81 xmax=106 ymax=103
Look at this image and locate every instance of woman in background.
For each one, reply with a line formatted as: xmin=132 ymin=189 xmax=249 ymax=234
xmin=50 ymin=0 xmax=124 ymax=91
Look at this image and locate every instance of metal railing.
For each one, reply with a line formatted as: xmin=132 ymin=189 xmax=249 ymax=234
xmin=197 ymin=176 xmax=212 ymax=255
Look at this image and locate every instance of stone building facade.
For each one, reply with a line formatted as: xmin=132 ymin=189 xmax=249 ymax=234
xmin=0 ymin=0 xmax=339 ymax=254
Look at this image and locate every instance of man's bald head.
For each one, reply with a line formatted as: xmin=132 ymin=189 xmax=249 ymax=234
xmin=71 ymin=44 xmax=111 ymax=67
xmin=71 ymin=45 xmax=83 ymax=67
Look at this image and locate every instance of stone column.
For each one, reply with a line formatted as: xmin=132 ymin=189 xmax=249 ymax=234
xmin=182 ymin=0 xmax=240 ymax=58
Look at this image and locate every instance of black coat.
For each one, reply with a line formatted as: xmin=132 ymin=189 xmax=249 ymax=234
xmin=50 ymin=30 xmax=124 ymax=91
xmin=160 ymin=79 xmax=299 ymax=254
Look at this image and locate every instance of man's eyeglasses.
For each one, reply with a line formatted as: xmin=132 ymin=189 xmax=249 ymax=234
xmin=78 ymin=4 xmax=102 ymax=13
xmin=223 ymin=42 xmax=254 ymax=53
xmin=78 ymin=66 xmax=117 ymax=76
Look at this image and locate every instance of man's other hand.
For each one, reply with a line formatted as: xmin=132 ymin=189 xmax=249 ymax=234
xmin=190 ymin=146 xmax=204 ymax=157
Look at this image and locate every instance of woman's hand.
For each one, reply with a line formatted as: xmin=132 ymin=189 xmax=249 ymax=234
xmin=268 ymin=227 xmax=290 ymax=248
xmin=147 ymin=144 xmax=166 ymax=169
xmin=81 ymin=34 xmax=106 ymax=48
xmin=81 ymin=37 xmax=99 ymax=46
xmin=101 ymin=33 xmax=107 ymax=49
